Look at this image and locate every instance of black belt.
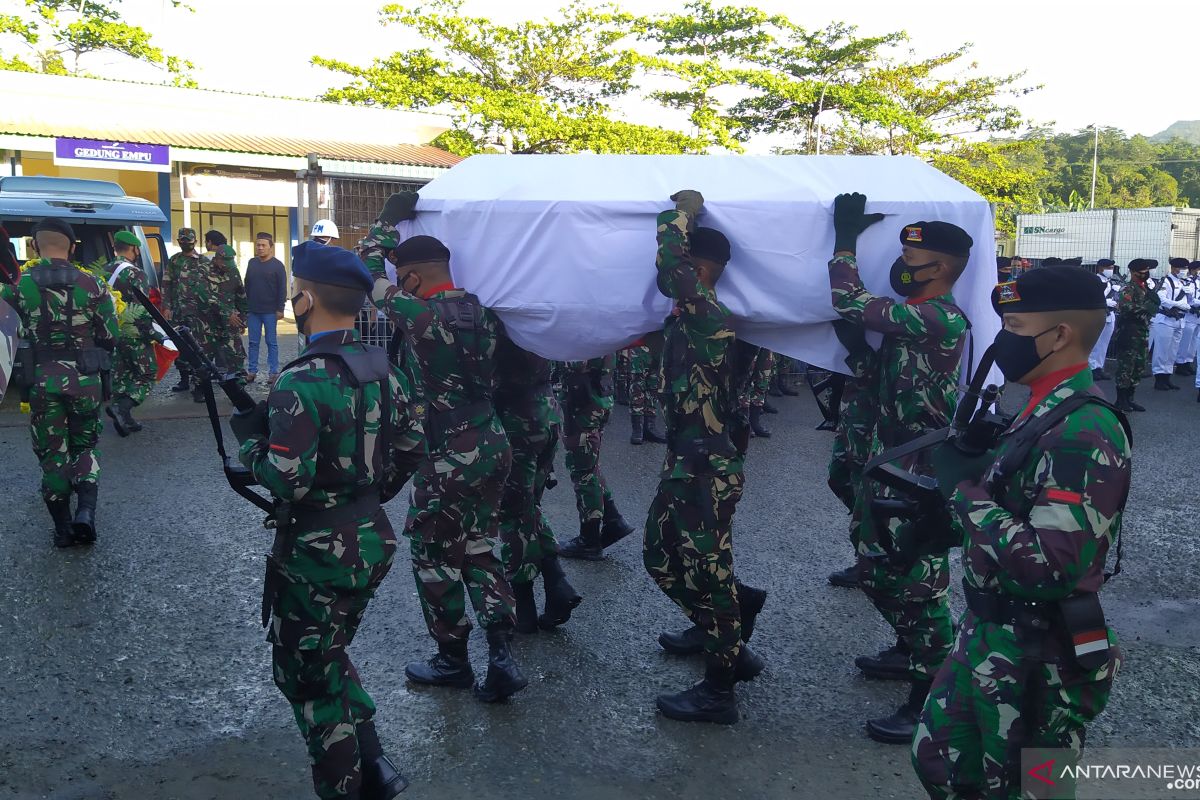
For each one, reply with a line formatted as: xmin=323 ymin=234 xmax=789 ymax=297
xmin=428 ymin=399 xmax=493 ymax=433
xmin=33 ymin=348 xmax=80 ymax=364
xmin=289 ymin=493 xmax=381 ymax=534
xmin=670 ymin=432 xmax=737 ymax=460
xmin=963 ymin=580 xmax=1052 ymax=630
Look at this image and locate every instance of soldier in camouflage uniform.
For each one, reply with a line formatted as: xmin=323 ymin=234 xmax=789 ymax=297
xmin=1 ymin=218 xmax=118 ymax=547
xmin=208 ymin=244 xmax=249 ymax=380
xmin=161 ymin=227 xmax=204 ymax=392
xmin=642 ymin=190 xmax=768 ymax=724
xmin=359 ymin=193 xmax=526 ymax=702
xmin=1113 ymin=258 xmax=1159 ymax=412
xmin=825 ymin=345 xmax=878 ymax=590
xmin=555 ymin=354 xmax=637 ymax=560
xmin=104 ymin=231 xmax=159 ymax=436
xmin=627 ymin=340 xmax=668 ymax=445
xmin=913 ymin=265 xmax=1129 ymax=799
xmin=738 ymin=347 xmax=775 ymax=438
xmin=828 ymin=193 xmax=972 ymax=744
xmin=494 ymin=331 xmax=582 ymax=633
xmin=233 ymin=241 xmax=423 ymax=800
xmin=614 ymin=345 xmax=632 ymax=405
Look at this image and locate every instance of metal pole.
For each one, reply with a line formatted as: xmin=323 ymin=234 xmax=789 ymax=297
xmin=305 ymin=153 xmax=321 ymax=234
xmin=1090 ymin=125 xmax=1099 ymax=209
xmin=814 ymin=85 xmax=828 ymax=156
xmin=1108 ymin=208 xmax=1118 ymax=261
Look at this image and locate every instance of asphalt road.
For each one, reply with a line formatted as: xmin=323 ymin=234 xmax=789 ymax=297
xmin=1 ymin=364 xmax=1198 ymax=800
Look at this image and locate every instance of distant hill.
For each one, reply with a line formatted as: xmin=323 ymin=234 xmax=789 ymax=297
xmin=1150 ymin=120 xmax=1200 ymax=144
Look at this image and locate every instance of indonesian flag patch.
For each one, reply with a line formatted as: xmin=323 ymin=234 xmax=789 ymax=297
xmin=904 ymin=225 xmax=924 ymax=243
xmin=996 ymin=281 xmax=1021 ymax=304
xmin=1072 ymin=628 xmax=1110 ymax=658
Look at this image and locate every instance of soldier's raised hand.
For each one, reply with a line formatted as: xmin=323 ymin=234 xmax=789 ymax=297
xmin=833 ymin=192 xmax=885 ymax=254
xmin=671 ymin=190 xmax=704 ymax=217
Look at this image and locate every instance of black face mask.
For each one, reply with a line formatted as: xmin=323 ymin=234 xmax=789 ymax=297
xmin=993 ymin=325 xmax=1059 ymax=383
xmin=890 ymin=257 xmax=939 ymax=297
xmin=180 ymin=241 xmax=195 ymax=253
xmin=291 ymin=290 xmax=312 ymax=336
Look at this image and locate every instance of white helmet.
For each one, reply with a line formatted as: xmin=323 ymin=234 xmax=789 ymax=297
xmin=310 ymin=219 xmax=339 ymax=240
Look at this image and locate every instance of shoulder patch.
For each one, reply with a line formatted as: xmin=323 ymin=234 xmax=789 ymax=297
xmin=996 ymin=281 xmax=1020 ymax=304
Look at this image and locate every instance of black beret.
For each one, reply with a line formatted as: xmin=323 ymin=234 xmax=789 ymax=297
xmin=690 ymin=226 xmax=731 ymax=265
xmin=1191 ymin=261 xmax=1200 ymax=270
xmin=392 ymin=235 xmax=451 ymax=267
xmin=1062 ymin=256 xmax=1083 ymax=266
xmin=31 ymin=217 xmax=76 ymax=241
xmin=1096 ymin=258 xmax=1115 ymax=267
xmin=991 ymin=265 xmax=1106 ymax=315
xmin=1128 ymin=258 xmax=1157 ymax=271
xmin=291 ymin=240 xmax=373 ymax=292
xmin=1169 ymin=257 xmax=1190 ymax=269
xmin=1041 ymin=256 xmax=1062 ymax=267
xmin=899 ymin=221 xmax=972 ymax=258
xmin=996 ymin=256 xmax=1012 ymax=268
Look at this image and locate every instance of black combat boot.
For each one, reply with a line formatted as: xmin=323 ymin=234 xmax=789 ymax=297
xmin=736 ymin=581 xmax=767 ymax=643
xmin=1154 ymin=374 xmax=1171 ymax=391
xmin=762 ymin=399 xmax=779 ymax=415
xmin=538 ymin=554 xmax=582 ymax=630
xmin=473 ymin=624 xmax=528 ymax=703
xmin=45 ymin=497 xmax=75 ymax=549
xmin=855 ymin=638 xmax=910 ymax=680
xmin=512 ymin=582 xmax=539 ymax=635
xmin=749 ymin=407 xmax=771 ymax=438
xmin=1127 ymin=387 xmax=1146 ymax=412
xmin=630 ymin=413 xmax=644 ymax=445
xmin=656 ymin=660 xmax=739 ymax=724
xmin=357 ymin=720 xmax=409 ymax=799
xmin=643 ymin=411 xmax=668 ymax=444
xmin=828 ymin=563 xmax=859 ymax=588
xmin=735 ymin=644 xmax=765 ymax=683
xmin=1115 ymin=388 xmax=1134 ymax=412
xmin=558 ymin=519 xmax=604 ymax=561
xmin=404 ymin=642 xmax=473 ymax=688
xmin=866 ymin=678 xmax=933 ymax=744
xmin=600 ymin=497 xmax=635 ymax=548
xmin=170 ymin=370 xmax=190 ymax=392
xmin=105 ymin=395 xmax=139 ymax=437
xmin=658 ymin=624 xmax=705 ymax=655
xmin=72 ymin=484 xmax=97 ymax=544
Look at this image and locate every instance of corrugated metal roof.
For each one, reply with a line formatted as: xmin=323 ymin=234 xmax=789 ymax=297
xmin=0 ymin=72 xmax=462 ymax=169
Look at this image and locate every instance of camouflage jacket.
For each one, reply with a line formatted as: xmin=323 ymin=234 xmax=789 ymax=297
xmin=949 ymin=366 xmax=1129 ymax=681
xmin=656 ymin=209 xmax=742 ymax=480
xmin=494 ymin=331 xmax=554 ymax=433
xmin=162 ymin=250 xmax=208 ymax=319
xmin=361 ymin=228 xmax=504 ymax=445
xmin=556 ymin=355 xmax=614 ymax=433
xmin=105 ymin=258 xmax=154 ymax=341
xmin=212 ymin=256 xmax=249 ymax=318
xmin=1116 ymin=277 xmax=1159 ymax=327
xmin=239 ymin=330 xmax=425 ymax=576
xmin=829 ymin=255 xmax=967 ymax=450
xmin=1 ymin=258 xmax=118 ymax=386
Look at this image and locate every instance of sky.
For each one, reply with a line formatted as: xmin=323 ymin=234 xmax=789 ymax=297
xmin=74 ymin=0 xmax=1200 ymax=141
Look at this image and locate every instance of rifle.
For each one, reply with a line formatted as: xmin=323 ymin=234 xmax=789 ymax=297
xmin=124 ymin=283 xmax=273 ymax=515
xmin=806 ymin=369 xmax=845 ymax=431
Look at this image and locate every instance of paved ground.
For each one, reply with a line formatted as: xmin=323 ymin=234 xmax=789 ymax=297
xmin=1 ymin=351 xmax=1198 ymax=800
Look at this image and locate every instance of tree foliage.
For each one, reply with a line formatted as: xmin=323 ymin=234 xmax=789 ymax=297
xmin=0 ymin=0 xmax=195 ymax=86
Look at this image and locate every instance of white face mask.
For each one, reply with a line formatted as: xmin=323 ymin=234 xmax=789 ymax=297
xmin=1102 ymin=269 xmax=1113 ymax=278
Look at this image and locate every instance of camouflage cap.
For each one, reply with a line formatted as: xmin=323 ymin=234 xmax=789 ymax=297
xmin=215 ymin=244 xmax=236 ymax=260
xmin=114 ymin=231 xmax=140 ymax=247
xmin=177 ymin=227 xmax=197 ymax=241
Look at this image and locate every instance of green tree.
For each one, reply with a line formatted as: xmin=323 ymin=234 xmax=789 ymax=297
xmin=315 ymin=0 xmax=705 ymax=155
xmin=0 ymin=0 xmax=195 ymax=86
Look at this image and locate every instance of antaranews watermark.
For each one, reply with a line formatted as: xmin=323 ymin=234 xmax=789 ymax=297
xmin=1023 ymin=748 xmax=1200 ymax=799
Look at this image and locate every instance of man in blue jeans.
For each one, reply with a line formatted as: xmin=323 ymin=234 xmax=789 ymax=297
xmin=244 ymin=232 xmax=287 ymax=383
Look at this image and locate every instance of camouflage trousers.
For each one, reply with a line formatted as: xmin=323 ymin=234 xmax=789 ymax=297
xmin=857 ymin=554 xmax=955 ymax=681
xmin=1113 ymin=322 xmax=1150 ymax=390
xmin=30 ymin=378 xmax=103 ymax=503
xmin=827 ymin=380 xmax=874 ymax=513
xmin=643 ymin=473 xmax=744 ymax=672
xmin=268 ymin=513 xmax=396 ymax=800
xmin=739 ymin=349 xmax=776 ymax=412
xmin=563 ymin=425 xmax=613 ymax=524
xmin=615 ymin=348 xmax=631 ymax=401
xmin=497 ymin=411 xmax=560 ymax=586
xmin=406 ymin=424 xmax=516 ymax=645
xmin=112 ymin=338 xmax=157 ymax=406
xmin=628 ymin=345 xmax=659 ymax=416
xmin=912 ymin=629 xmax=1120 ymax=799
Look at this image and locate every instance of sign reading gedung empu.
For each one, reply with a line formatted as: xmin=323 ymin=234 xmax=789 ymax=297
xmin=53 ymin=138 xmax=171 ymax=173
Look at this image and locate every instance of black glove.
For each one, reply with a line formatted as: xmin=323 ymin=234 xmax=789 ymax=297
xmin=832 ymin=192 xmax=885 ymax=254
xmin=670 ymin=189 xmax=704 ymax=217
xmin=229 ymin=400 xmax=269 ymax=444
xmin=831 ymin=319 xmax=869 ymax=356
xmin=931 ymin=441 xmax=993 ymax=497
xmin=379 ymin=191 xmax=420 ymax=226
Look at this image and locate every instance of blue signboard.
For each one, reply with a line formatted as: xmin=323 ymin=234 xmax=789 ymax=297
xmin=54 ymin=137 xmax=171 ymax=173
